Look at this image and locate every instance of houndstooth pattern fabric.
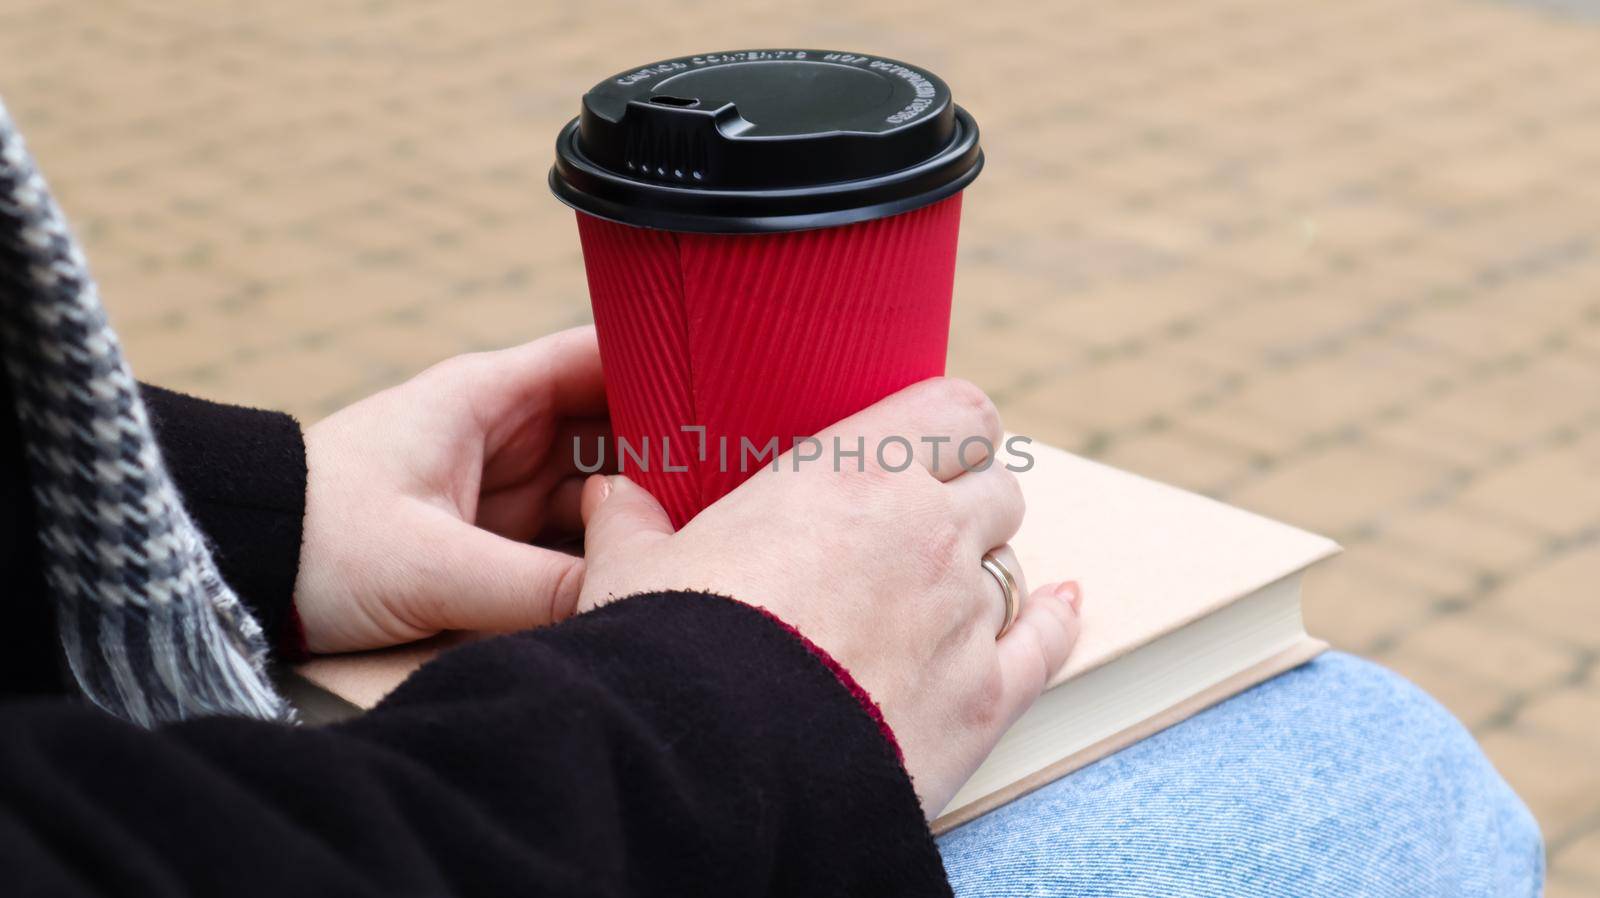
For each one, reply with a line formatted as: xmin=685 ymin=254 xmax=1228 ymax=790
xmin=0 ymin=97 xmax=290 ymax=727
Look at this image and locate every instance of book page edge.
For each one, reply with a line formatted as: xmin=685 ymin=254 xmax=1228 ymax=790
xmin=1051 ymin=547 xmax=1339 ymax=688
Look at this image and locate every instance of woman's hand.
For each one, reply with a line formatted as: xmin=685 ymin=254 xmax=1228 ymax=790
xmin=577 ymin=378 xmax=1083 ymax=817
xmin=294 ymin=326 xmax=608 ymax=654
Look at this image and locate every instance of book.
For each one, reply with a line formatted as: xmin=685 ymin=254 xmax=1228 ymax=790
xmin=289 ymin=440 xmax=1339 ymax=834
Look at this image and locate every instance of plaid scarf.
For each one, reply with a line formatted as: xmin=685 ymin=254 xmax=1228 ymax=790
xmin=0 ymin=97 xmax=290 ymax=726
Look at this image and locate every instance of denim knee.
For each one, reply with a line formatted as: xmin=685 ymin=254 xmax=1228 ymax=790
xmin=939 ymin=652 xmax=1545 ymax=897
xmin=1263 ymin=653 xmax=1545 ymax=893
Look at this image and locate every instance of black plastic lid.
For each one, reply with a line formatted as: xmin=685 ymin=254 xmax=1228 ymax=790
xmin=549 ymin=50 xmax=983 ymax=233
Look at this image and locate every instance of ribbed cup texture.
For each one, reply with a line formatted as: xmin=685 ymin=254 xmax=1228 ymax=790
xmin=576 ymin=194 xmax=962 ymax=528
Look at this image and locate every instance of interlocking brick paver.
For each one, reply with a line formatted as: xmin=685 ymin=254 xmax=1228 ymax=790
xmin=1226 ymin=443 xmax=1448 ymax=536
xmin=1554 ymin=827 xmax=1600 ymax=886
xmin=1006 ymin=352 xmax=1215 ymax=436
xmin=1179 ymin=398 xmax=1313 ymax=459
xmin=1459 ymin=439 xmax=1600 ymax=534
xmin=1347 ymin=537 xmax=1491 ymax=600
xmin=1301 ymin=560 xmax=1438 ymax=653
xmin=1520 ymin=686 xmax=1600 ymax=747
xmin=1214 ymin=343 xmax=1458 ymax=432
xmin=1095 ymin=428 xmax=1258 ymax=495
xmin=1366 ymin=411 xmax=1509 ymax=470
xmin=1479 ymin=728 xmax=1600 ymax=839
xmin=1422 ymin=352 xmax=1600 ymax=449
xmin=1376 ymin=502 xmax=1548 ymax=573
xmin=1031 ymin=277 xmax=1229 ymax=350
xmin=3 ymin=0 xmax=1599 ymax=877
xmin=1390 ymin=610 xmax=1582 ymax=693
xmin=1548 ymin=872 xmax=1600 ymax=898
xmin=1484 ymin=546 xmax=1600 ymax=647
xmin=202 ymin=341 xmax=379 ymax=420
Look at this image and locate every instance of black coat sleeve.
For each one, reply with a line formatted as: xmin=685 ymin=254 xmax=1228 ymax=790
xmin=0 ymin=592 xmax=950 ymax=897
xmin=138 ymin=385 xmax=310 ymax=655
xmin=2 ymin=385 xmax=952 ymax=895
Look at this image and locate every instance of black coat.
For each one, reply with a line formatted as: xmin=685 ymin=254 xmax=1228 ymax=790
xmin=0 ymin=372 xmax=951 ymax=896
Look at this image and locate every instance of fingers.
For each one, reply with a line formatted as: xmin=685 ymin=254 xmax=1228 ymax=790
xmin=473 ymin=478 xmax=548 ymax=542
xmin=474 ymin=472 xmax=587 ymax=543
xmin=411 ymin=511 xmax=589 ymax=630
xmin=810 ymin=378 xmax=1003 ymax=482
xmin=458 ymin=326 xmax=608 ymax=438
xmin=539 ymin=475 xmax=588 ymax=538
xmin=581 ymin=474 xmax=673 ymax=563
xmin=995 ymin=581 xmax=1082 ymax=723
xmin=949 ymin=464 xmax=1026 ymax=638
xmin=543 ymin=415 xmax=618 ymax=479
xmin=947 ymin=464 xmax=1026 ymax=553
xmin=477 ymin=410 xmax=607 ymax=535
xmin=518 ymin=325 xmax=608 ymax=418
xmin=978 ymin=543 xmax=1028 ymax=639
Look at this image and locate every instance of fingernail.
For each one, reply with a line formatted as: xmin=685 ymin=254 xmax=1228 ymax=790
xmin=1054 ymin=580 xmax=1082 ymax=610
xmin=595 ymin=475 xmax=613 ymax=504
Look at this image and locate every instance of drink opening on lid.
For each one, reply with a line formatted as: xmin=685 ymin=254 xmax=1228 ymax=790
xmin=549 ymin=49 xmax=983 ymax=234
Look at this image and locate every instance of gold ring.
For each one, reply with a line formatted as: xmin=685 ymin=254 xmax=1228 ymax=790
xmin=982 ymin=550 xmax=1021 ymax=639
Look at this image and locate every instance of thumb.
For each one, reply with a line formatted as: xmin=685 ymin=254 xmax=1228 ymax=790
xmin=581 ymin=475 xmax=673 ymax=561
xmin=996 ymin=581 xmax=1083 ymax=725
xmin=406 ymin=511 xmax=588 ymax=631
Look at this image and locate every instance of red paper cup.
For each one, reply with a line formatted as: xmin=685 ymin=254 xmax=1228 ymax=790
xmin=551 ymin=50 xmax=983 ymax=526
xmin=576 ymin=194 xmax=963 ymax=526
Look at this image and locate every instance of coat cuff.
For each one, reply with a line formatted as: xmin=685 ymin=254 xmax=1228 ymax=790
xmin=139 ymin=385 xmax=308 ymax=657
xmin=375 ymin=591 xmax=950 ymax=895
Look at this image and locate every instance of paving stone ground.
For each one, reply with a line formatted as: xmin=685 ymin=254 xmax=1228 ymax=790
xmin=2 ymin=0 xmax=1597 ymax=889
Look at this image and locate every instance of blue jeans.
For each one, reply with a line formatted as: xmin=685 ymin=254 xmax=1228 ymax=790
xmin=938 ymin=653 xmax=1543 ymax=896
